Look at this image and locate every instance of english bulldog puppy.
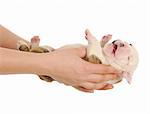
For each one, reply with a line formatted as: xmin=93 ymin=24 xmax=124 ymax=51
xmin=85 ymin=29 xmax=139 ymax=84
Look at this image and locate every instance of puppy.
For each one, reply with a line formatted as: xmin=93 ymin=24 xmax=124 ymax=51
xmin=85 ymin=29 xmax=139 ymax=84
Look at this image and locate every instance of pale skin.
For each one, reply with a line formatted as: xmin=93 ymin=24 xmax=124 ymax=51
xmin=0 ymin=25 xmax=120 ymax=92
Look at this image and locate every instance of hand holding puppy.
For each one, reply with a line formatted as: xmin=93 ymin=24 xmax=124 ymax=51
xmin=41 ymin=47 xmax=119 ymax=92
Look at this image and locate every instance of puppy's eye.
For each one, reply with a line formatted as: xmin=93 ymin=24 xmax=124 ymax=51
xmin=129 ymin=44 xmax=132 ymax=46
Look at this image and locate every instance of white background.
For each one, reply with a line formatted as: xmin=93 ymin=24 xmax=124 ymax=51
xmin=0 ymin=0 xmax=150 ymax=114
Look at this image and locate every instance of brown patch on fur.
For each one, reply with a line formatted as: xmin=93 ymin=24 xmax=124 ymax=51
xmin=38 ymin=75 xmax=54 ymax=82
xmin=30 ymin=47 xmax=49 ymax=53
xmin=19 ymin=45 xmax=30 ymax=52
xmin=88 ymin=55 xmax=102 ymax=64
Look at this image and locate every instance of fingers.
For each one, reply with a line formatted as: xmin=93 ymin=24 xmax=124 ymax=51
xmin=94 ymin=83 xmax=113 ymax=90
xmin=97 ymin=84 xmax=113 ymax=90
xmin=73 ymin=86 xmax=94 ymax=93
xmin=79 ymin=82 xmax=108 ymax=90
xmin=103 ymin=84 xmax=113 ymax=90
xmin=74 ymin=83 xmax=114 ymax=93
xmin=86 ymin=74 xmax=118 ymax=83
xmin=86 ymin=63 xmax=120 ymax=74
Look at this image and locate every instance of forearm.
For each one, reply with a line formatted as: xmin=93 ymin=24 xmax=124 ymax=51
xmin=0 ymin=25 xmax=30 ymax=49
xmin=0 ymin=47 xmax=46 ymax=75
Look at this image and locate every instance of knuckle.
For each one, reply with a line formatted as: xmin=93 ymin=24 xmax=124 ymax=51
xmin=74 ymin=67 xmax=85 ymax=79
xmin=104 ymin=74 xmax=115 ymax=80
xmin=79 ymin=47 xmax=86 ymax=54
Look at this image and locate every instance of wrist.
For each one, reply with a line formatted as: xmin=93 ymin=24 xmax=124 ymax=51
xmin=35 ymin=53 xmax=55 ymax=76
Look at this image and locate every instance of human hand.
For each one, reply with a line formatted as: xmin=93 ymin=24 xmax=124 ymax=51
xmin=39 ymin=47 xmax=120 ymax=93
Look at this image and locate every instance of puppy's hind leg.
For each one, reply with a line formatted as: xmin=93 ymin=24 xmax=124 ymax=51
xmin=17 ymin=40 xmax=30 ymax=52
xmin=87 ymin=55 xmax=102 ymax=64
xmin=38 ymin=75 xmax=54 ymax=82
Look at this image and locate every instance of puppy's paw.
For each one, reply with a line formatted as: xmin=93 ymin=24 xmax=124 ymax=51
xmin=38 ymin=75 xmax=54 ymax=82
xmin=100 ymin=34 xmax=112 ymax=47
xmin=30 ymin=47 xmax=50 ymax=53
xmin=17 ymin=40 xmax=30 ymax=51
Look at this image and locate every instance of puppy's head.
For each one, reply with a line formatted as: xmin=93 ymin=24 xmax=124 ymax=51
xmin=103 ymin=39 xmax=139 ymax=83
xmin=84 ymin=29 xmax=139 ymax=84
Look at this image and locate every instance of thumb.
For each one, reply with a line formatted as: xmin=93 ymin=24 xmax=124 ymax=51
xmin=71 ymin=47 xmax=86 ymax=58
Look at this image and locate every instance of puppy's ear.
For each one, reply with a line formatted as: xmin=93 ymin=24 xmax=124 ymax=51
xmin=122 ymin=71 xmax=133 ymax=84
xmin=128 ymin=46 xmax=139 ymax=71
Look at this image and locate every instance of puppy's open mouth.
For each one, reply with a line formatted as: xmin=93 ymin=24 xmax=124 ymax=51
xmin=112 ymin=44 xmax=118 ymax=55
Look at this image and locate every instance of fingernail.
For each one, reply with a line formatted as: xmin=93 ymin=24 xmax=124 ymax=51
xmin=104 ymin=87 xmax=113 ymax=90
xmin=104 ymin=85 xmax=113 ymax=90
